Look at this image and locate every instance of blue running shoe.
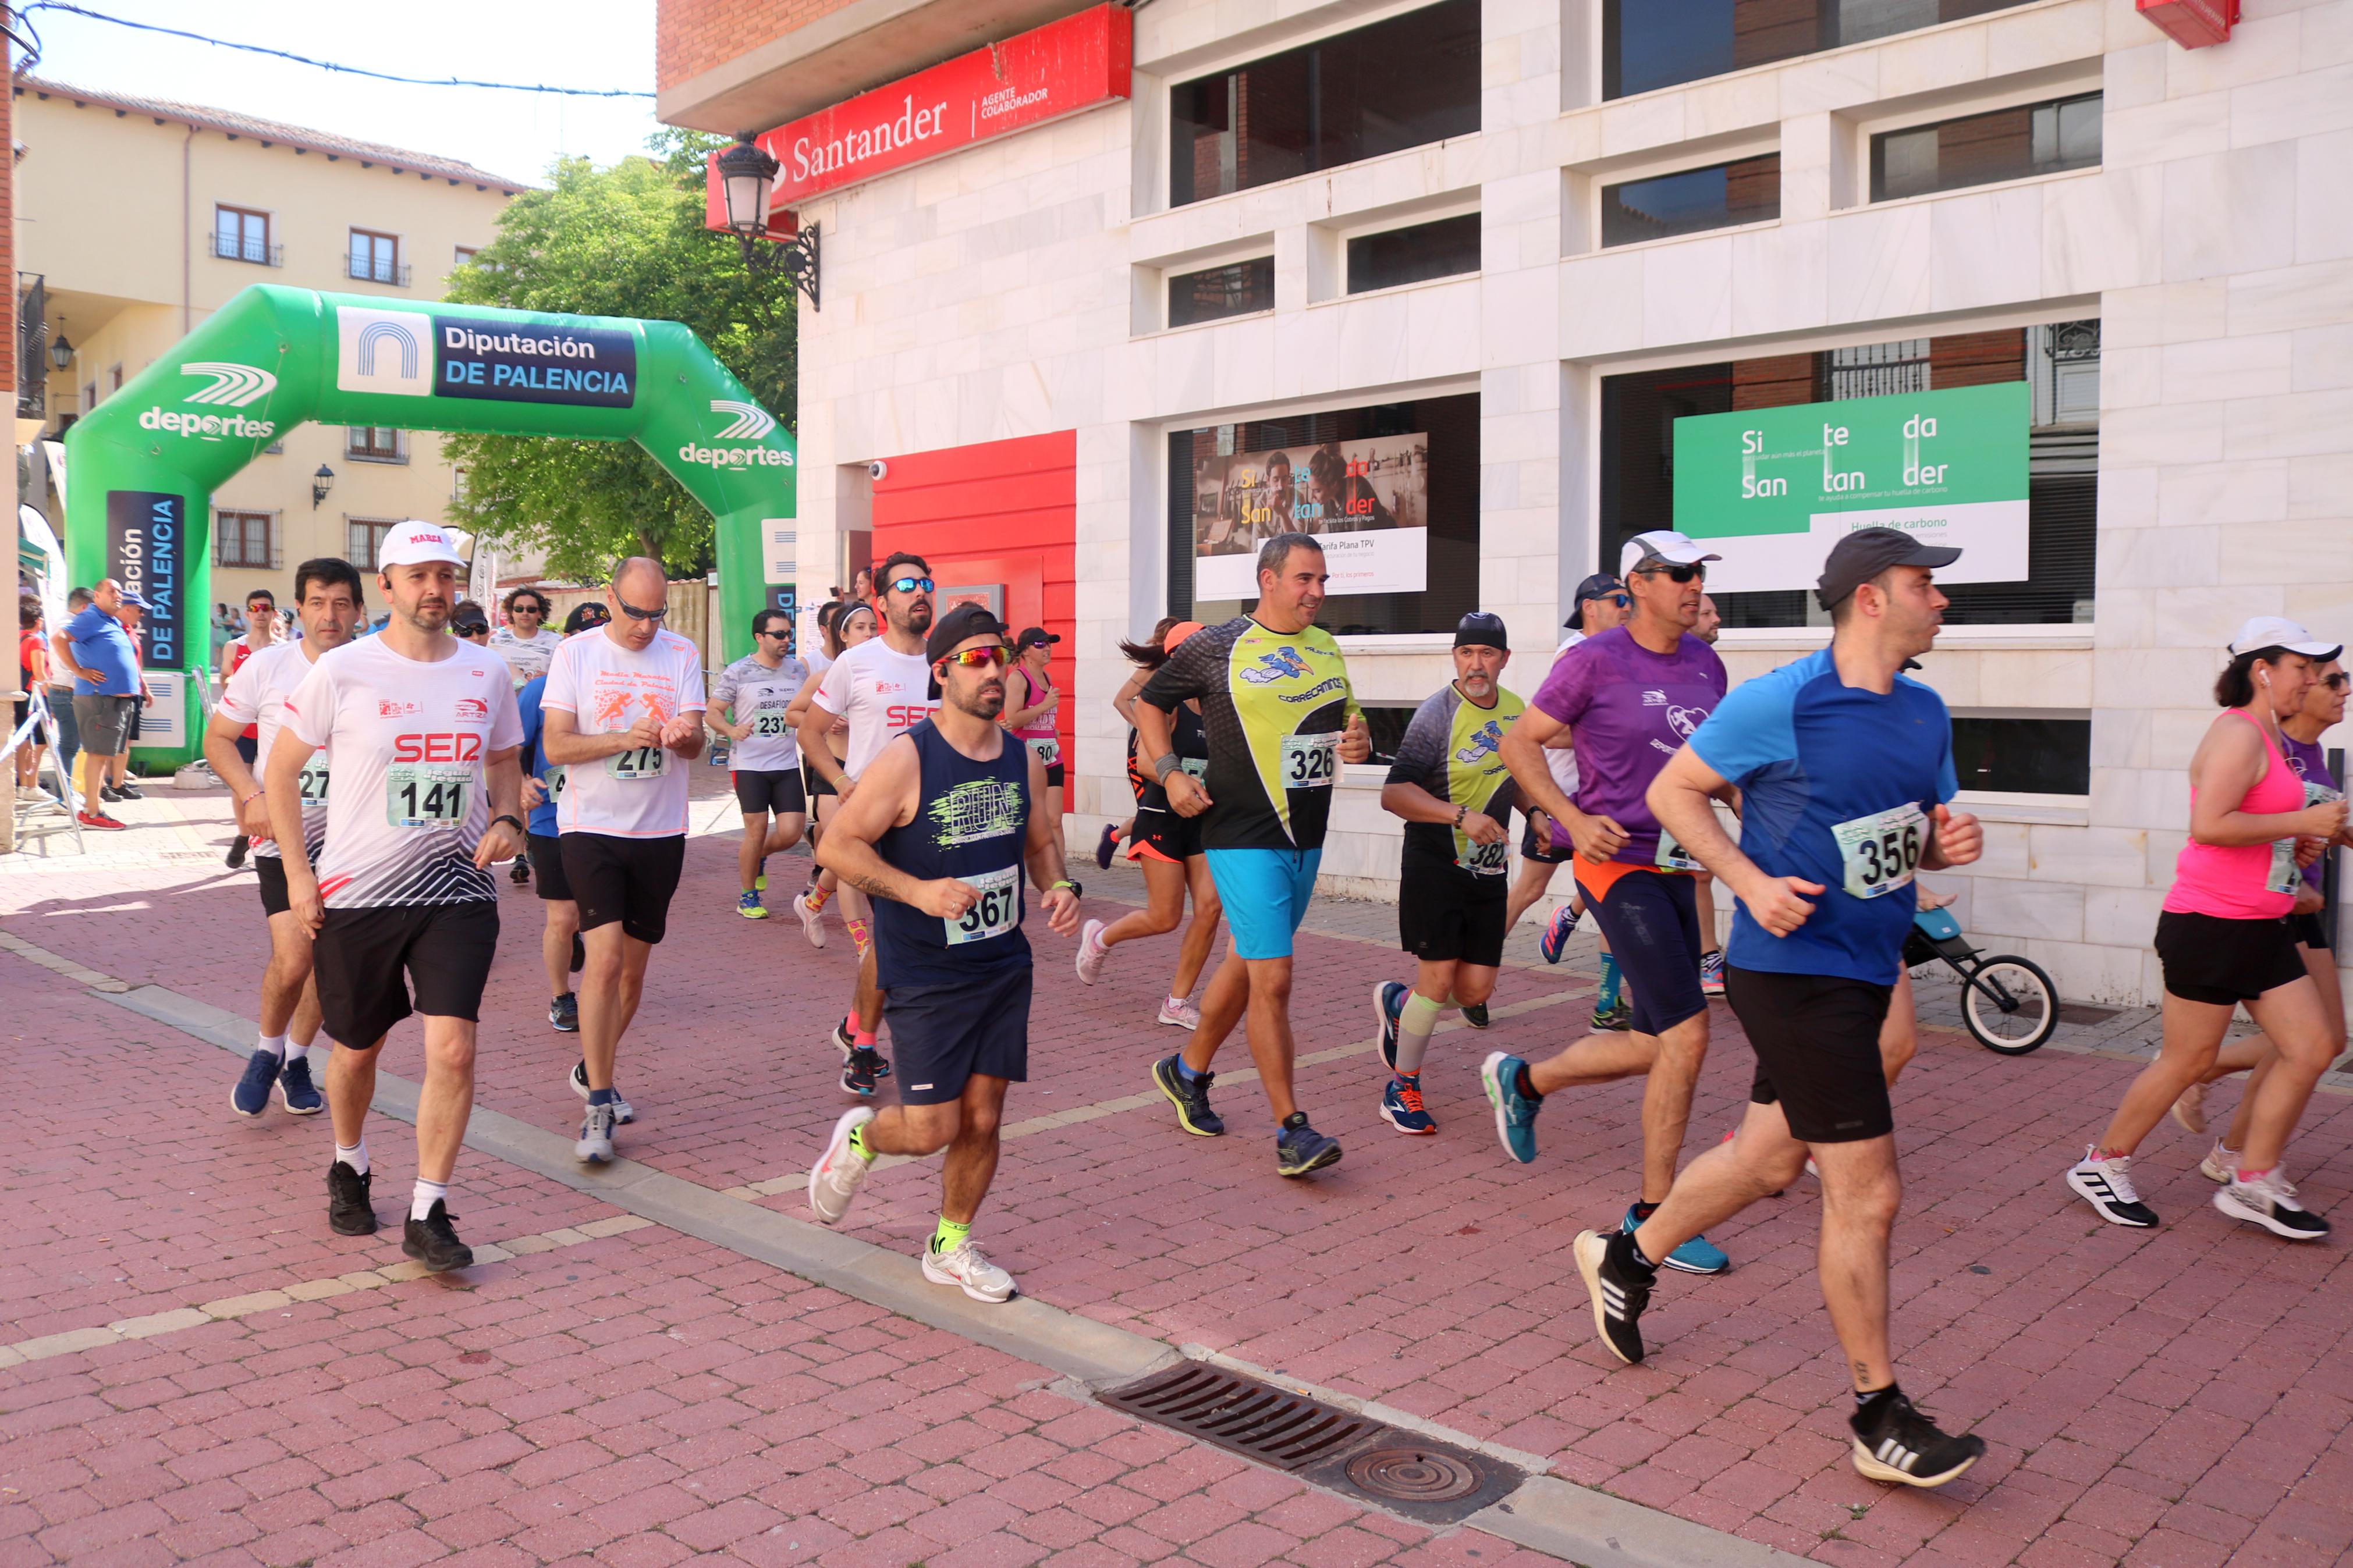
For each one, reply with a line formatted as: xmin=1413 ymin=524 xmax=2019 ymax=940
xmin=277 ymin=1055 xmax=324 ymax=1115
xmin=1539 ymin=902 xmax=1580 ymax=965
xmin=1623 ymin=1204 xmax=1729 ymax=1275
xmin=1380 ymin=1076 xmax=1436 ymax=1135
xmin=1479 ymin=1051 xmax=1540 ymax=1164
xmin=738 ymin=890 xmax=768 ymax=919
xmin=232 ymin=1050 xmax=281 ymax=1117
xmin=1374 ymin=980 xmax=1408 ymax=1071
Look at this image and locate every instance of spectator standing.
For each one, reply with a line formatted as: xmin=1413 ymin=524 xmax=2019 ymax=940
xmin=489 ymin=587 xmax=564 ymax=686
xmin=16 ymin=598 xmax=54 ymax=799
xmin=43 ymin=588 xmax=88 ymax=789
xmin=52 ymin=578 xmax=141 ymax=829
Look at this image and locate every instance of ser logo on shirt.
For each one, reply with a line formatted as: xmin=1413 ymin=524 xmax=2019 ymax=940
xmin=394 ymin=733 xmax=485 ymax=762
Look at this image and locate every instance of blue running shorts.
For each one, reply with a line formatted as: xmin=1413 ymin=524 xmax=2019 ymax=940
xmin=1205 ymin=847 xmax=1323 ymax=961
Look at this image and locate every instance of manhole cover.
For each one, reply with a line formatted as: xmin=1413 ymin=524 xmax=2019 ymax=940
xmin=1345 ymin=1446 xmax=1482 ymax=1503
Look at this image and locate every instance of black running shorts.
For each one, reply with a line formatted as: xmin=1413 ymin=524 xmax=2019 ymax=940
xmin=255 ymin=854 xmax=290 ymax=918
xmin=1520 ymin=816 xmax=1574 ymax=866
xmin=313 ymin=900 xmax=500 ymax=1048
xmin=803 ymin=759 xmax=838 ymax=798
xmin=528 ymin=831 xmax=573 ymax=903
xmin=2292 ymin=911 xmax=2329 ymax=952
xmin=1128 ymin=803 xmax=1202 ymax=864
xmin=1727 ymin=965 xmax=1895 ymax=1144
xmin=1574 ymin=866 xmax=1706 ymax=1037
xmin=1398 ymin=852 xmax=1507 ymax=968
xmin=561 ymin=832 xmax=686 ymax=944
xmin=884 ymin=964 xmax=1031 ymax=1105
xmin=733 ymin=767 xmax=807 ymax=817
xmin=2155 ymin=909 xmax=2309 ymax=1005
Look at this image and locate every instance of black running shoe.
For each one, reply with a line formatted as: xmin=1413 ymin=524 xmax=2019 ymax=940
xmin=99 ymin=784 xmax=124 ymax=803
xmin=225 ymin=836 xmax=249 ymax=869
xmin=327 ymin=1162 xmax=379 ymax=1236
xmin=1275 ymin=1112 xmax=1341 ymax=1177
xmin=402 ymin=1200 xmax=474 ymax=1272
xmin=1152 ymin=1054 xmax=1224 ymax=1136
xmin=549 ymin=992 xmax=579 ymax=1033
xmin=509 ymin=857 xmax=531 ymax=885
xmin=1095 ymin=823 xmax=1117 ymax=870
xmin=1573 ymin=1228 xmax=1651 ymax=1365
xmin=842 ymin=1046 xmax=885 ymax=1097
xmin=1461 ymin=1002 xmax=1490 ymax=1030
xmin=831 ymin=1019 xmax=893 ymax=1081
xmin=1850 ymin=1391 xmax=1986 ymax=1488
xmin=116 ymin=779 xmax=144 ymax=801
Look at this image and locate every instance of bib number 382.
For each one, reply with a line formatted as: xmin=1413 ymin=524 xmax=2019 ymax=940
xmin=1832 ymin=803 xmax=1926 ymax=900
xmin=1457 ymin=835 xmax=1509 ymax=876
xmin=1282 ymin=731 xmax=1340 ymax=790
xmin=946 ymin=865 xmax=1021 ymax=946
xmin=386 ymin=762 xmax=471 ymax=829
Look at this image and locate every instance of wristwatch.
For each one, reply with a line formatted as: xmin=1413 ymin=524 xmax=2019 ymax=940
xmin=492 ymin=813 xmax=526 ymax=834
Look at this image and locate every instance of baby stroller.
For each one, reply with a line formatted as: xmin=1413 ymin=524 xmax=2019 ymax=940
xmin=1903 ymin=905 xmax=2058 ymax=1055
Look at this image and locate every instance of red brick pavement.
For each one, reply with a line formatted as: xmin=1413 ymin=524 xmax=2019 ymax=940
xmin=8 ymin=785 xmax=2353 ymax=1566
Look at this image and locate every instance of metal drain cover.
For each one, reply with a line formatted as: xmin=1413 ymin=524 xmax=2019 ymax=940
xmin=1344 ymin=1445 xmax=1484 ymax=1503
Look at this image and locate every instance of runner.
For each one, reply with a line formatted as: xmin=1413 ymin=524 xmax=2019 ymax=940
xmin=710 ymin=607 xmax=809 ymax=918
xmin=218 ymin=589 xmax=283 ymax=867
xmin=788 ymin=599 xmax=876 ymax=948
xmin=1486 ymin=530 xmax=1730 ymax=1274
xmin=799 ymin=556 xmax=939 ymax=1095
xmin=1006 ymin=626 xmax=1064 ymax=824
xmin=264 ymin=521 xmax=527 ymax=1271
xmin=1098 ymin=618 xmax=1182 ymax=871
xmin=2065 ymin=617 xmax=2344 ymax=1240
xmin=514 ymin=662 xmax=588 ymax=1039
xmin=805 ymin=605 xmax=1081 ymax=1302
xmin=1135 ymin=533 xmax=1371 ymax=1175
xmin=1691 ymin=592 xmax=1726 ymax=997
xmin=204 ymin=558 xmax=364 ymax=1118
xmin=1370 ymin=612 xmax=1522 ymax=1134
xmin=1073 ymin=620 xmax=1224 ymax=1030
xmin=538 ymin=559 xmax=707 ymax=1165
xmin=1573 ymin=526 xmax=1989 ymax=1488
xmin=488 ymin=587 xmax=563 ymax=687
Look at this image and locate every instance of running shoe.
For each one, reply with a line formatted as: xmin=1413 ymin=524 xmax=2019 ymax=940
xmin=77 ymin=810 xmax=126 ymax=830
xmin=1592 ymin=998 xmax=1633 ymax=1033
xmin=922 ymin=1239 xmax=1017 ymax=1302
xmin=1623 ymin=1204 xmax=1728 ymax=1276
xmin=1095 ymin=823 xmax=1118 ymax=870
xmin=567 ymin=1060 xmax=634 ymax=1124
xmin=115 ymin=779 xmax=144 ymax=801
xmin=2214 ymin=1169 xmax=2329 ymax=1240
xmin=1374 ymin=980 xmax=1408 ymax=1070
xmin=1573 ymin=1228 xmax=1649 ymax=1366
xmin=402 ymin=1200 xmax=474 ymax=1272
xmin=1379 ymin=1077 xmax=1436 ymax=1135
xmin=1539 ymin=902 xmax=1580 ymax=965
xmin=738 ymin=890 xmax=768 ymax=919
xmin=1850 ymin=1392 xmax=1985 ymax=1488
xmin=1075 ymin=919 xmax=1109 ymax=985
xmin=808 ymin=1107 xmax=874 ymax=1224
xmin=828 ymin=1017 xmax=892 ymax=1080
xmin=549 ymin=993 xmax=579 ymax=1033
xmin=231 ymin=1050 xmax=282 ymax=1117
xmin=1152 ymin=1054 xmax=1223 ymax=1136
xmin=842 ymin=1047 xmax=887 ymax=1097
xmin=793 ymin=889 xmax=828 ymax=949
xmin=1156 ymin=996 xmax=1201 ymax=1030
xmin=1275 ymin=1114 xmax=1342 ymax=1178
xmin=576 ymin=1103 xmax=617 ymax=1164
xmin=98 ymin=784 xmax=124 ymax=803
xmin=1700 ymin=949 xmax=1726 ymax=998
xmin=2065 ymin=1149 xmax=2157 ymax=1228
xmin=755 ymin=870 xmax=768 ymax=891
xmin=1460 ymin=1002 xmax=1490 ymax=1030
xmin=326 ymin=1161 xmax=379 ymax=1236
xmin=225 ymin=836 xmax=249 ymax=869
xmin=509 ymin=857 xmax=530 ymax=885
xmin=277 ymin=1056 xmax=323 ymax=1115
xmin=2170 ymin=1083 xmax=2209 ymax=1136
xmin=2199 ymin=1143 xmax=2241 ymax=1184
xmin=1479 ymin=1051 xmax=1541 ymax=1164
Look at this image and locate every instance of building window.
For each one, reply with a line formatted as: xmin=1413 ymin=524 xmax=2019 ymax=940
xmin=82 ymin=379 xmax=95 ymax=410
xmin=1951 ymin=715 xmax=2091 ymax=796
xmin=1873 ymin=93 xmax=2102 ymax=202
xmin=213 ymin=205 xmax=279 ymax=265
xmin=348 ymin=517 xmax=400 ymax=564
xmin=1602 ymin=155 xmax=1781 ymax=247
xmin=454 ymin=246 xmax=480 ymax=266
xmin=215 ymin=510 xmax=277 ymax=570
xmin=1168 ymin=257 xmax=1275 ymax=328
xmin=1604 ymin=0 xmax=2035 ymax=100
xmin=347 ymin=229 xmax=409 ymax=286
xmin=1826 ymin=338 xmax=1930 ymax=400
xmin=1347 ymin=214 xmax=1480 ymax=293
xmin=1166 ymin=392 xmax=1478 ymax=637
xmin=347 ymin=426 xmax=406 ymax=463
xmin=1170 ymin=0 xmax=1479 ymax=207
xmin=109 ymin=364 xmax=122 ymax=393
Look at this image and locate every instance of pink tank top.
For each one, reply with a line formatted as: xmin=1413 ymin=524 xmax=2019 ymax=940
xmin=1012 ymin=666 xmax=1057 ymax=742
xmin=2164 ymin=710 xmax=2303 ymax=919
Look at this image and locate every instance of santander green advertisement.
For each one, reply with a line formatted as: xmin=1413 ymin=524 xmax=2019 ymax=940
xmin=1671 ymin=381 xmax=2029 ymax=595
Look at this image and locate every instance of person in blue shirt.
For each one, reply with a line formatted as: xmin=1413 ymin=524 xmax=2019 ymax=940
xmin=516 ymin=670 xmax=590 ymax=1045
xmin=1569 ymin=528 xmax=1992 ymax=1492
xmin=52 ymin=579 xmax=144 ymax=828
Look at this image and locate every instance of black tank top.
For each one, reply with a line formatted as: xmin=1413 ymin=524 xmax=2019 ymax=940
xmin=871 ymin=720 xmax=1032 ymax=988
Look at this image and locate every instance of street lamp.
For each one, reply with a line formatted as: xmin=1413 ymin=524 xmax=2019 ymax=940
xmin=716 ymin=131 xmax=819 ymax=311
xmin=47 ymin=325 xmax=71 ymax=372
xmin=311 ymin=463 xmax=335 ymax=510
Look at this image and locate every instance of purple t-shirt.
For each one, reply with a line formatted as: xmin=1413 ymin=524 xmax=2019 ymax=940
xmin=2284 ymin=733 xmax=2338 ymax=891
xmin=1529 ymin=625 xmax=1728 ymax=866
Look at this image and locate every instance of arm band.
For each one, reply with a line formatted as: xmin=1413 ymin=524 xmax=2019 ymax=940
xmin=1152 ymin=753 xmax=1183 ymax=783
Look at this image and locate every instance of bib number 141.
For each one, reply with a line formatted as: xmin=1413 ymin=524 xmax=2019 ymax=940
xmin=386 ymin=763 xmax=471 ymax=829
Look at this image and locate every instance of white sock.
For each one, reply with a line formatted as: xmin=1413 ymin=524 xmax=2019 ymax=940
xmin=411 ymin=1179 xmax=448 ymax=1221
xmin=284 ymin=1041 xmax=310 ymax=1065
xmin=335 ymin=1141 xmax=368 ymax=1175
xmin=257 ymin=1031 xmax=288 ymax=1062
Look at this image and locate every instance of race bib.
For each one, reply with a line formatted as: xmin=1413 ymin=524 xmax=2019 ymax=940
xmin=386 ymin=762 xmax=471 ymax=829
xmin=1831 ymin=802 xmax=1926 ymax=900
xmin=296 ymin=763 xmax=330 ymax=807
xmin=945 ymin=864 xmax=1021 ymax=946
xmin=605 ymin=745 xmax=667 ymax=781
xmin=752 ymin=709 xmax=790 ymax=737
xmin=1180 ymin=755 xmax=1208 ymax=780
xmin=1282 ymin=731 xmax=1340 ymax=791
xmin=1027 ymin=736 xmax=1061 ymax=767
xmin=545 ymin=765 xmax=568 ymax=803
xmin=2267 ymin=781 xmax=2341 ymax=895
xmin=1655 ymin=824 xmax=1705 ymax=872
xmin=1456 ymin=833 xmax=1509 ymax=876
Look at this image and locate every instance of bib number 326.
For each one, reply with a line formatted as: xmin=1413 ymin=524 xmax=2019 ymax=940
xmin=386 ymin=762 xmax=471 ymax=829
xmin=946 ymin=865 xmax=1021 ymax=946
xmin=1832 ymin=803 xmax=1926 ymax=900
xmin=1282 ymin=731 xmax=1340 ymax=790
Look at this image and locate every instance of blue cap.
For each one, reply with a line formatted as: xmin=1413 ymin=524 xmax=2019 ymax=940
xmin=117 ymin=589 xmax=149 ymax=610
xmin=1566 ymin=573 xmax=1624 ymax=629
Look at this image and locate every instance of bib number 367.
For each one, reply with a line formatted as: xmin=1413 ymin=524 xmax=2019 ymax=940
xmin=946 ymin=865 xmax=1021 ymax=946
xmin=1832 ymin=803 xmax=1926 ymax=900
xmin=1282 ymin=731 xmax=1340 ymax=790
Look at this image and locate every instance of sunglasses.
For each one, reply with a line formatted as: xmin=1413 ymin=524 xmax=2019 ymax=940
xmin=2326 ymin=673 xmax=2350 ymax=691
xmin=888 ymin=576 xmax=935 ymax=595
xmin=453 ymin=621 xmax=490 ymax=636
xmin=938 ymin=644 xmax=1010 ymax=671
xmin=616 ymin=599 xmax=669 ymax=621
xmin=1637 ymin=561 xmax=1706 ymax=584
xmin=756 ymin=628 xmax=792 ymax=640
xmin=511 ymin=603 xmax=545 ymax=616
xmin=1600 ymin=593 xmax=1630 ymax=610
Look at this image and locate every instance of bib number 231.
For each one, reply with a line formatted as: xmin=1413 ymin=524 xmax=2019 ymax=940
xmin=1832 ymin=803 xmax=1926 ymax=899
xmin=946 ymin=866 xmax=1020 ymax=946
xmin=386 ymin=763 xmax=471 ymax=829
xmin=1283 ymin=731 xmax=1340 ymax=790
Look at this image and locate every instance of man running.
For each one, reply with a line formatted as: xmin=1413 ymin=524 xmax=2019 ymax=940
xmin=218 ymin=588 xmax=285 ymax=869
xmin=1371 ymin=612 xmax=1522 ymax=1134
xmin=1135 ymin=533 xmax=1371 ymax=1176
xmin=539 ymin=559 xmax=707 ymax=1164
xmin=515 ymin=667 xmax=587 ymax=1037
xmin=1485 ymin=530 xmax=1730 ymax=1274
xmin=1692 ymin=592 xmax=1726 ymax=995
xmin=207 ymin=559 xmax=364 ymax=1118
xmin=805 ymin=605 xmax=1080 ymax=1302
xmin=266 ymin=522 xmax=526 ymax=1271
xmin=1574 ymin=527 xmax=1988 ymax=1489
xmin=711 ymin=607 xmax=810 ymax=918
xmin=798 ymin=554 xmax=939 ymax=1095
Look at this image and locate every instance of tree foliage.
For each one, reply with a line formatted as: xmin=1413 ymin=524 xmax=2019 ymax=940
xmin=441 ymin=130 xmax=796 ymax=579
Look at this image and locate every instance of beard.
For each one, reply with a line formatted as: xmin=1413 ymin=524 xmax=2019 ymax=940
xmin=906 ymin=601 xmax=935 ymax=635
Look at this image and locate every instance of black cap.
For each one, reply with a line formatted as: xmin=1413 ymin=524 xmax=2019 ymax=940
xmin=1815 ymin=528 xmax=1963 ymax=611
xmin=1454 ymin=611 xmax=1509 ymax=652
xmin=1014 ymin=625 xmax=1059 ymax=650
xmin=563 ymin=602 xmax=609 ymax=634
xmin=926 ymin=602 xmax=1007 ymax=666
xmin=1566 ymin=573 xmax=1626 ymax=630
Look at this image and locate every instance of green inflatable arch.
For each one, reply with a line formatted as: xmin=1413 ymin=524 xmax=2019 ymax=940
xmin=63 ymin=283 xmax=795 ymax=767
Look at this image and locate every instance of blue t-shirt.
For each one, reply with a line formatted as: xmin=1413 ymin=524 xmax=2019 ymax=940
xmin=1688 ymin=647 xmax=1958 ymax=986
xmin=63 ymin=606 xmax=141 ymax=696
xmin=515 ymin=675 xmax=561 ymax=838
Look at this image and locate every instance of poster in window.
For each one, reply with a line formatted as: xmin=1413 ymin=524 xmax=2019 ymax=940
xmin=1193 ymin=433 xmax=1428 ymax=600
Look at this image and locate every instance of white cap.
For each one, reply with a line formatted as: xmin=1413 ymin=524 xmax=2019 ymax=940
xmin=2228 ymin=615 xmax=2341 ymax=659
xmin=1621 ymin=529 xmax=1723 ymax=577
xmin=376 ymin=520 xmax=468 ymax=571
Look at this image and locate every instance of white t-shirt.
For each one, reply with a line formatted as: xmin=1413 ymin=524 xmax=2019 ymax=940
xmin=712 ymin=653 xmax=808 ymax=773
xmin=282 ymin=637 xmax=524 ymax=908
xmin=218 ymin=639 xmax=331 ymax=861
xmin=489 ymin=625 xmax=565 ymax=687
xmin=541 ymin=627 xmax=708 ymax=838
xmin=812 ymin=637 xmax=936 ymax=781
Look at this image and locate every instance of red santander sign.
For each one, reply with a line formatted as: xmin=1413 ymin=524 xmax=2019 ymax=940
xmin=706 ymin=3 xmax=1131 ymax=226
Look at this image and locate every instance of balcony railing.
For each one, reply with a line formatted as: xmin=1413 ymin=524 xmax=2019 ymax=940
xmin=344 ymin=254 xmax=411 ymax=287
xmin=212 ymin=233 xmax=284 ymax=266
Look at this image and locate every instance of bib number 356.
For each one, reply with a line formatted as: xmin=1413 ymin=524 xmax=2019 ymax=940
xmin=1832 ymin=803 xmax=1926 ymax=900
xmin=946 ymin=866 xmax=1021 ymax=946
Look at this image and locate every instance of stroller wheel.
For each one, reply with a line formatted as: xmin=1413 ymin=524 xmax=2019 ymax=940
xmin=1961 ymin=956 xmax=2059 ymax=1055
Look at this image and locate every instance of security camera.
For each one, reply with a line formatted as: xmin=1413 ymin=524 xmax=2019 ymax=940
xmin=867 ymin=460 xmax=888 ymax=482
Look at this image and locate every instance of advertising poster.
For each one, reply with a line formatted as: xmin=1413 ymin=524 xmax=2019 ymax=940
xmin=1671 ymin=381 xmax=2030 ymax=593
xmin=1193 ymin=433 xmax=1428 ymax=600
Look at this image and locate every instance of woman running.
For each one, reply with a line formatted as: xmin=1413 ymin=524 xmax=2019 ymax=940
xmin=1099 ymin=617 xmax=1180 ymax=870
xmin=787 ymin=600 xmax=878 ymax=948
xmin=2067 ymin=618 xmax=2347 ymax=1240
xmin=1006 ymin=627 xmax=1065 ymax=825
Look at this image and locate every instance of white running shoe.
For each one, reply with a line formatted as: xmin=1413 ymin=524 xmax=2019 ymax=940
xmin=793 ymin=890 xmax=828 ymax=950
xmin=575 ymin=1103 xmax=616 ymax=1164
xmin=808 ymin=1107 xmax=875 ymax=1225
xmin=567 ymin=1061 xmax=635 ymax=1125
xmin=921 ymin=1238 xmax=1016 ymax=1302
xmin=2214 ymin=1168 xmax=2328 ymax=1240
xmin=1074 ymin=919 xmax=1109 ymax=986
xmin=2066 ymin=1147 xmax=2157 ymax=1228
xmin=2170 ymin=1083 xmax=2209 ymax=1136
xmin=1157 ymin=996 xmax=1202 ymax=1029
xmin=2199 ymin=1143 xmax=2241 ymax=1184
